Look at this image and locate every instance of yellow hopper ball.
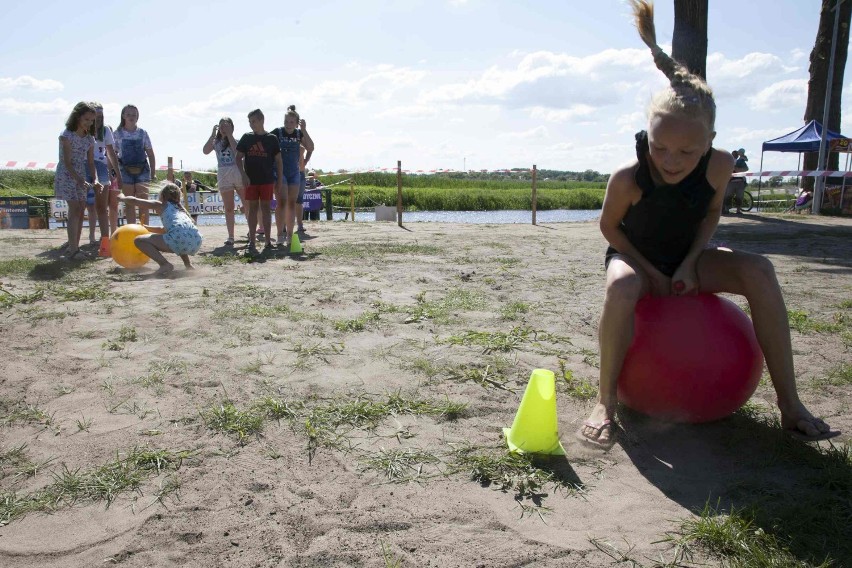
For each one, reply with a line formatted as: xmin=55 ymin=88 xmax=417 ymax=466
xmin=110 ymin=224 xmax=151 ymax=269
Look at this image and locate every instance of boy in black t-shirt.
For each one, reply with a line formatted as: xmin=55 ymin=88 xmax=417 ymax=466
xmin=236 ymin=109 xmax=283 ymax=250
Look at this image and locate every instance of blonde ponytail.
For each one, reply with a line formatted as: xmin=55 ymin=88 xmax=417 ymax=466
xmin=629 ymin=0 xmax=716 ymax=132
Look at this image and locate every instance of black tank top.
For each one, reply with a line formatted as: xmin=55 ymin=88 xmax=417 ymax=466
xmin=605 ymin=130 xmax=716 ymax=277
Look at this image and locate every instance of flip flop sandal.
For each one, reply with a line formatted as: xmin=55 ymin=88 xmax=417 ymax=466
xmin=576 ymin=418 xmax=617 ymax=449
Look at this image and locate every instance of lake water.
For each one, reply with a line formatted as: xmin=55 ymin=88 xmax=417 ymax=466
xmin=55 ymin=209 xmax=602 ymax=229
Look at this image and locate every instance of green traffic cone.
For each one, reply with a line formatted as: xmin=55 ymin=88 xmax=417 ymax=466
xmin=503 ymin=369 xmax=565 ymax=455
xmin=290 ymin=233 xmax=303 ymax=254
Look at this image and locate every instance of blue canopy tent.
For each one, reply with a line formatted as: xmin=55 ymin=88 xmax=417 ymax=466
xmin=758 ymin=119 xmax=851 ymax=211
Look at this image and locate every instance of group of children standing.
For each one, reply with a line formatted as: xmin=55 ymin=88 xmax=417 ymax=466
xmin=202 ymin=105 xmax=315 ymax=251
xmin=55 ymin=102 xmax=160 ymax=260
xmin=55 ymin=102 xmax=315 ymax=268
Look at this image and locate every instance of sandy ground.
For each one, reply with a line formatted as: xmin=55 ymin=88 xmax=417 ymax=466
xmin=0 ymin=213 xmax=850 ymax=567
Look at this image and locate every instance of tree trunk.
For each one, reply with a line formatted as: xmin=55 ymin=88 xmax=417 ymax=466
xmin=671 ymin=0 xmax=708 ymax=79
xmin=803 ymin=0 xmax=852 ymax=189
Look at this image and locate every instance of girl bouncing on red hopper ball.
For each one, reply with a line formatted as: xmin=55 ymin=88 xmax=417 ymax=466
xmin=578 ymin=0 xmax=835 ymax=449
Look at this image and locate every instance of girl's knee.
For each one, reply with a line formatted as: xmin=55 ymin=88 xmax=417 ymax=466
xmin=741 ymin=254 xmax=778 ymax=290
xmin=605 ymin=272 xmax=644 ymax=304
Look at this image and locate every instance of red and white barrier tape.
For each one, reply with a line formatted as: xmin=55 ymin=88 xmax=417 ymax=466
xmin=734 ymin=170 xmax=852 ymax=178
xmin=1 ymin=161 xmax=533 ymax=176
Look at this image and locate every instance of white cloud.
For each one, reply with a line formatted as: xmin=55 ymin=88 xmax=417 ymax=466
xmin=0 ymin=76 xmax=64 ymax=92
xmin=616 ymin=111 xmax=646 ymax=134
xmin=500 ymin=125 xmax=549 ymax=140
xmin=419 ymin=48 xmax=655 ymax=112
xmin=529 ymin=104 xmax=596 ymax=123
xmin=708 ymin=52 xmax=801 ymax=100
xmin=158 ymin=65 xmax=427 ymax=118
xmin=374 ymin=105 xmax=440 ymax=119
xmin=747 ymin=79 xmax=807 ymax=112
xmin=0 ymin=97 xmax=69 ymax=114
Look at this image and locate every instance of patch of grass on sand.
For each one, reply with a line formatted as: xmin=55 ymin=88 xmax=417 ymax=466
xmin=51 ymin=283 xmax=113 ymax=302
xmin=812 ymin=362 xmax=852 ymax=388
xmin=0 ymin=258 xmax=40 ymax=277
xmin=302 ymin=393 xmax=467 ymax=461
xmin=380 ymin=540 xmax=404 ymax=568
xmin=334 ymin=310 xmax=381 ymax=332
xmin=558 ymin=361 xmax=597 ymax=401
xmin=137 ymin=357 xmax=187 ymax=389
xmin=787 ymin=309 xmax=845 ymax=334
xmin=447 ymin=362 xmax=515 ymax=392
xmin=448 ymin=444 xmax=583 ymax=502
xmin=404 ymin=357 xmax=443 ymax=380
xmin=670 ymin=439 xmax=852 ymax=566
xmin=501 ymin=301 xmax=530 ymax=321
xmin=404 ymin=289 xmax=487 ymax=324
xmin=18 ymin=306 xmax=67 ymax=323
xmin=215 ymin=302 xmax=291 ymax=320
xmin=0 ymin=286 xmax=44 ymax=309
xmin=0 ymin=444 xmax=54 ymax=482
xmin=102 ymin=325 xmax=139 ymax=351
xmin=0 ymin=399 xmax=56 ymax=429
xmin=318 ymin=242 xmax=443 ymax=259
xmin=664 ymin=500 xmax=833 ymax=568
xmin=202 ymin=401 xmax=266 ymax=445
xmin=444 ymin=326 xmax=533 ymax=352
xmin=284 ymin=341 xmax=344 ymax=370
xmin=360 ymin=447 xmax=440 ymax=483
xmin=0 ymin=446 xmax=191 ymax=526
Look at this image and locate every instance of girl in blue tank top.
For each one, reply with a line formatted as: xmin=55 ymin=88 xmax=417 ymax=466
xmin=270 ymin=105 xmax=315 ymax=247
xmin=578 ymin=0 xmax=834 ymax=449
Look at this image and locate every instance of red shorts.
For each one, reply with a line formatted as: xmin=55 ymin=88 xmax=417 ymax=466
xmin=245 ymin=184 xmax=274 ymax=201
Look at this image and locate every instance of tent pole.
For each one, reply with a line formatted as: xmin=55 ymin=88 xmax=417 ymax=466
xmin=796 ymin=153 xmax=801 ymax=188
xmin=841 ymin=152 xmax=850 ymax=213
xmin=757 ymin=151 xmax=764 ymax=211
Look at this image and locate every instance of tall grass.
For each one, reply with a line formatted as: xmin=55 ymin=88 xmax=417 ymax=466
xmin=0 ymin=169 xmax=794 ymax=212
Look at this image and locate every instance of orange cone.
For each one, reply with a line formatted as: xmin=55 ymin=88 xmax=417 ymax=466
xmin=98 ymin=235 xmax=111 ymax=258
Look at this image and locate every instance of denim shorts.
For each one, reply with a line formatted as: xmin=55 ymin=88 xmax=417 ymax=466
xmin=281 ymin=167 xmax=300 ymax=187
xmin=120 ymin=165 xmax=150 ymax=185
xmin=296 ymin=171 xmax=306 ymax=204
xmin=86 ymin=161 xmax=111 ymax=185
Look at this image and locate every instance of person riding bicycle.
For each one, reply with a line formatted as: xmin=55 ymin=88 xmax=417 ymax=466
xmin=724 ymin=148 xmax=749 ymax=214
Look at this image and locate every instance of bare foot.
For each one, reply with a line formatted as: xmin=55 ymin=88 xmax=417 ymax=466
xmin=779 ymin=399 xmax=836 ymax=441
xmin=184 ymin=263 xmax=195 ymax=270
xmin=154 ymin=263 xmax=175 ymax=276
xmin=577 ymin=403 xmax=616 ymax=449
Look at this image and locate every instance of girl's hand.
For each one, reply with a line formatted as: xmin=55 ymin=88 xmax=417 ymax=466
xmin=299 ymin=119 xmax=306 ymax=130
xmin=241 ymin=172 xmax=250 ymax=188
xmin=116 ymin=194 xmax=127 ymax=202
xmin=647 ymin=267 xmax=673 ymax=298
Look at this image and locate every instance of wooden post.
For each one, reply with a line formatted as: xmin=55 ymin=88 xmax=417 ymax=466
xmin=167 ymin=157 xmax=174 ymax=183
xmin=350 ymin=178 xmax=355 ymax=222
xmin=531 ymin=164 xmax=538 ymax=225
xmin=396 ymin=160 xmax=403 ymax=227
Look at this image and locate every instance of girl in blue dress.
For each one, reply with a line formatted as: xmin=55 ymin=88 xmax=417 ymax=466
xmin=117 ymin=184 xmax=203 ymax=276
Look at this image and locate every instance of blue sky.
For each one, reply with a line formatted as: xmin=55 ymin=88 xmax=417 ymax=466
xmin=0 ymin=1 xmax=844 ymax=174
